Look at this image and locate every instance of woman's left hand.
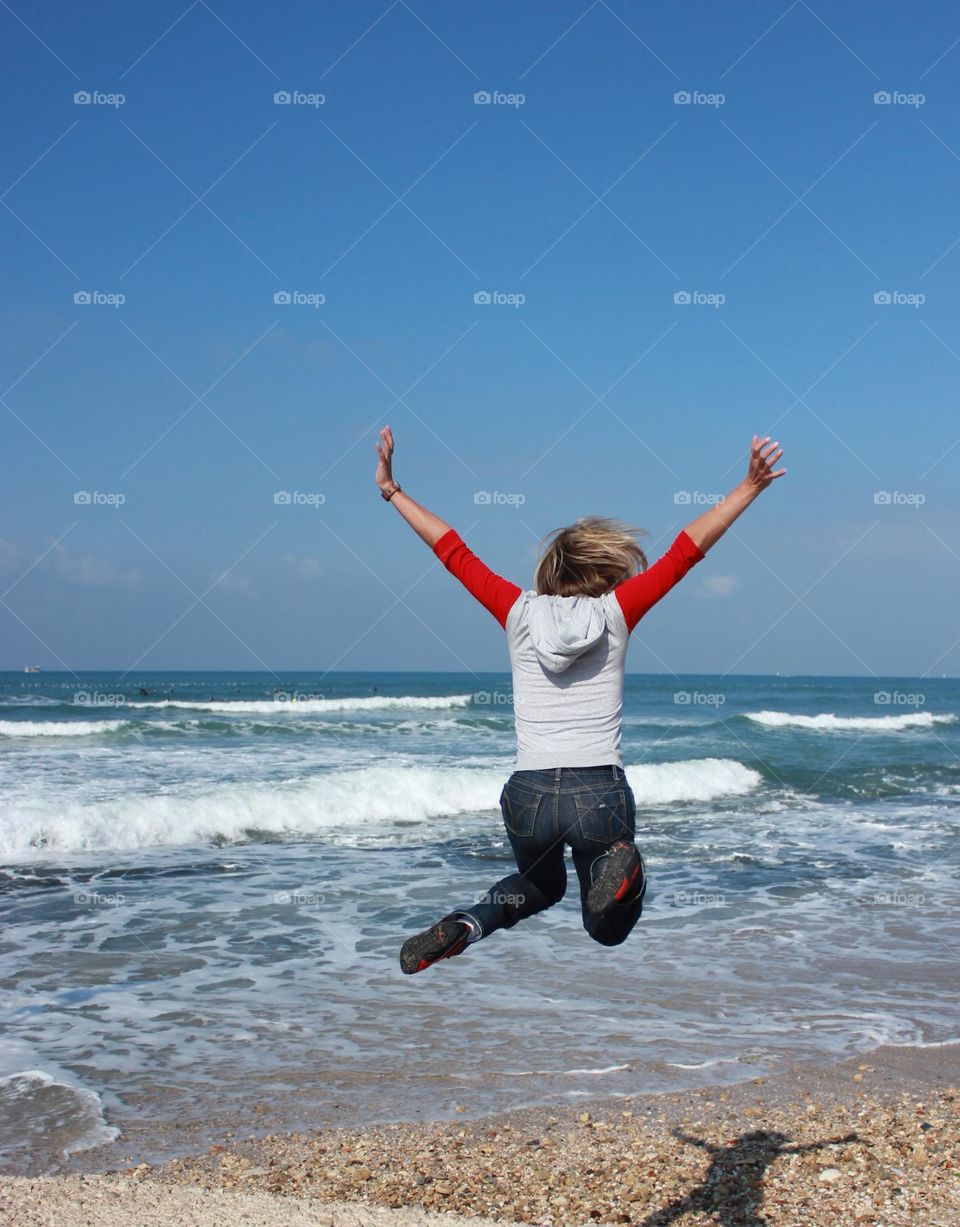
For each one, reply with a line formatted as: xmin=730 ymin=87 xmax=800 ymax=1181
xmin=375 ymin=425 xmax=396 ymax=491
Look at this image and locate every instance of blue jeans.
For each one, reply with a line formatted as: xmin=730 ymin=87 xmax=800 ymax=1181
xmin=452 ymin=764 xmax=644 ymax=947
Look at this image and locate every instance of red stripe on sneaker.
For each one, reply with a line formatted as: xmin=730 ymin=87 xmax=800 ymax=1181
xmin=614 ymin=862 xmax=642 ymax=902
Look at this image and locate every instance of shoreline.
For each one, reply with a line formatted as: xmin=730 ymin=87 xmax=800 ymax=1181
xmin=5 ymin=1040 xmax=958 ymax=1225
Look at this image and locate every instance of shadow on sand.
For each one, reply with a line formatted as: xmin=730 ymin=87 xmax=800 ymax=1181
xmin=637 ymin=1127 xmax=859 ymax=1226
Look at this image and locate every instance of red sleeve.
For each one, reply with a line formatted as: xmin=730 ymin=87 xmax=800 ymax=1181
xmin=614 ymin=530 xmax=705 ymax=633
xmin=433 ymin=529 xmax=522 ymax=629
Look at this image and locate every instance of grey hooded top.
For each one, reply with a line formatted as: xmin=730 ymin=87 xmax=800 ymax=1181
xmin=506 ymin=590 xmax=629 ymax=770
xmin=433 ymin=526 xmax=705 ymax=771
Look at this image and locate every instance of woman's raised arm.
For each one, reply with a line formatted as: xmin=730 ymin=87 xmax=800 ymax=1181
xmin=375 ymin=425 xmax=521 ymax=627
xmin=375 ymin=425 xmax=452 ymax=548
xmin=683 ymin=435 xmax=786 ymax=554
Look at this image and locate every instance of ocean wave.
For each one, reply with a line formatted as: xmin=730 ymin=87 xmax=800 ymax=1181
xmin=0 ymin=696 xmax=61 ymax=708
xmin=744 ymin=710 xmax=957 ymax=733
xmin=0 ymin=713 xmax=501 ymax=741
xmin=138 ymin=718 xmax=392 ymax=738
xmin=0 ymin=757 xmax=761 ymax=856
xmin=124 ymin=694 xmax=475 ymax=714
xmin=0 ymin=720 xmax=127 ymax=738
xmin=628 ymin=757 xmax=761 ymax=804
xmin=0 ymin=766 xmax=504 ymax=856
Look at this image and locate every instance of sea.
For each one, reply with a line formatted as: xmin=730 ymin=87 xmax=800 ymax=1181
xmin=1 ymin=670 xmax=958 ymax=1174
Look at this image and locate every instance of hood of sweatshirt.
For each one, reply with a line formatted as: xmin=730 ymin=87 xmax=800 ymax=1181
xmin=526 ymin=593 xmax=608 ymax=674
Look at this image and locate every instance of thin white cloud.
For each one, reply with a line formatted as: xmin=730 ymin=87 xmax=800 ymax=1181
xmin=284 ymin=554 xmax=324 ymax=579
xmin=698 ymin=574 xmax=740 ymax=599
xmin=213 ymin=571 xmax=256 ymax=597
xmin=0 ymin=538 xmax=29 ymax=573
xmin=51 ymin=544 xmax=144 ymax=592
xmin=0 ymin=538 xmax=143 ymax=593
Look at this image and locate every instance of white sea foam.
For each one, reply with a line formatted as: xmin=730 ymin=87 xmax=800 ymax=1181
xmin=0 ymin=757 xmax=760 ymax=857
xmin=745 ymin=710 xmax=957 ymax=733
xmin=125 ymin=694 xmax=475 ymax=714
xmin=0 ymin=719 xmax=127 ymax=738
xmin=506 ymin=1064 xmax=631 ymax=1077
xmin=893 ymin=1037 xmax=960 ymax=1051
xmin=665 ymin=1057 xmax=738 ymax=1070
xmin=0 ymin=1069 xmax=118 ymax=1158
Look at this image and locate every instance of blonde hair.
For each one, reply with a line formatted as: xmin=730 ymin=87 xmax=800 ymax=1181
xmin=534 ymin=516 xmax=648 ymax=597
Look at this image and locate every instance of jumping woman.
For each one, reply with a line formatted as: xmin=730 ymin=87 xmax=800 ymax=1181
xmin=374 ymin=427 xmax=786 ymax=974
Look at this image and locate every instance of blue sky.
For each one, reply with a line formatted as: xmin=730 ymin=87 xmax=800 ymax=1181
xmin=1 ymin=0 xmax=958 ymax=676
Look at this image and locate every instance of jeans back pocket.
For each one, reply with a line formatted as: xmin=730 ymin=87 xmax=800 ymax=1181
xmin=573 ymin=785 xmax=634 ymax=843
xmin=500 ymin=785 xmax=542 ymax=839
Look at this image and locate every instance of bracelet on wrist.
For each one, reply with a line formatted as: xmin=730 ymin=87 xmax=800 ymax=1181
xmin=381 ymin=481 xmax=401 ymax=502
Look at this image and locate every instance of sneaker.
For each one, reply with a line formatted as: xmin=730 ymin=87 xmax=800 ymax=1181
xmin=587 ymin=842 xmax=645 ymax=916
xmin=399 ymin=918 xmax=471 ymax=975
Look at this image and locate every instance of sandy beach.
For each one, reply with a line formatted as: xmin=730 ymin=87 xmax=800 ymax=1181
xmin=4 ymin=1042 xmax=958 ymax=1227
xmin=1 ymin=1179 xmax=516 ymax=1227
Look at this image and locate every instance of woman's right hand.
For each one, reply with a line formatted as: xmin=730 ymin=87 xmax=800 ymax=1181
xmin=375 ymin=425 xmax=396 ymax=492
xmin=745 ymin=435 xmax=786 ymax=492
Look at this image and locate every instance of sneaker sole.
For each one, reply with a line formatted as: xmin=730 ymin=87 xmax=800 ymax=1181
xmin=587 ymin=846 xmax=645 ymax=917
xmin=399 ymin=921 xmax=469 ymax=975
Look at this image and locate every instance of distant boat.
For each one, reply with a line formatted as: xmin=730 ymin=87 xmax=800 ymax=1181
xmin=24 ymin=665 xmax=41 ymax=674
